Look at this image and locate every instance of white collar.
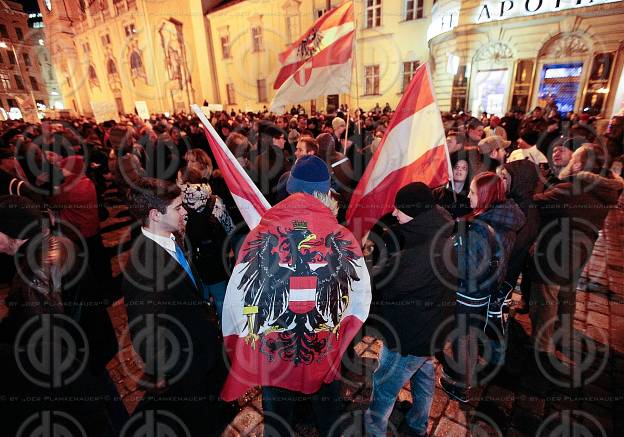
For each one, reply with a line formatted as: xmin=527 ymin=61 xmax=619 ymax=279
xmin=141 ymin=227 xmax=176 ymax=253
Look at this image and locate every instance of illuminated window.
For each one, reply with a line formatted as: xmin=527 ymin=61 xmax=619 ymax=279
xmin=365 ymin=65 xmax=380 ymax=95
xmin=365 ymin=0 xmax=382 ymax=28
xmin=220 ymin=34 xmax=231 ymax=59
xmin=405 ymin=0 xmax=424 ymax=21
xmin=402 ymin=60 xmax=420 ymax=92
xmin=257 ymin=79 xmax=267 ymax=102
xmin=0 ymin=73 xmax=10 ymax=90
xmin=251 ymin=26 xmax=263 ymax=52
xmin=226 ymin=83 xmax=236 ymax=105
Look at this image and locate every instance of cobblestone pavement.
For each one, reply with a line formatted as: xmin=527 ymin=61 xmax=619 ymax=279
xmin=5 ymin=189 xmax=621 ymax=436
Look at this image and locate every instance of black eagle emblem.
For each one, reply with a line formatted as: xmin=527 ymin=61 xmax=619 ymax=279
xmin=237 ymin=220 xmax=360 ymax=365
xmin=297 ymin=27 xmax=323 ymax=60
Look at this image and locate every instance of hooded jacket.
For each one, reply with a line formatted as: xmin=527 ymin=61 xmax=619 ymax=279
xmin=373 ymin=206 xmax=455 ymax=356
xmin=457 ymin=199 xmax=526 ymax=307
xmin=532 ymin=171 xmax=624 ymax=285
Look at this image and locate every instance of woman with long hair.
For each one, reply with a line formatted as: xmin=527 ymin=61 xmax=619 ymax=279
xmin=440 ymin=172 xmax=525 ymax=403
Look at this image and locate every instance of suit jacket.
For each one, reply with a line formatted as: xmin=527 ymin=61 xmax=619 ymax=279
xmin=121 ymin=233 xmax=219 ymax=390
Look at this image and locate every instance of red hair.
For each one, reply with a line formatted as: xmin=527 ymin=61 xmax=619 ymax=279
xmin=466 ymin=172 xmax=506 ymax=220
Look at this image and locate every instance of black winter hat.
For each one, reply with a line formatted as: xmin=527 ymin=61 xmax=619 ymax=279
xmin=394 ymin=182 xmax=435 ymax=218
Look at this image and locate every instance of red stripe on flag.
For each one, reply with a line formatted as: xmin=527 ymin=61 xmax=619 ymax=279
xmin=278 ymin=2 xmax=353 ymax=64
xmin=385 ymin=65 xmax=434 ymax=132
xmin=203 ymin=128 xmax=269 ymax=216
xmin=290 ymin=276 xmax=317 ymax=289
xmin=347 ymin=145 xmax=448 ymax=241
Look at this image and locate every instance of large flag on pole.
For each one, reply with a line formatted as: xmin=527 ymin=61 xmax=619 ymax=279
xmin=191 ymin=104 xmax=270 ymax=229
xmin=346 ymin=64 xmax=450 ymax=241
xmin=269 ymin=2 xmax=355 ymax=113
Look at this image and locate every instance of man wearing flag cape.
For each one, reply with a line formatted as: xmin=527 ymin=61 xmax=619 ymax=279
xmin=221 ymin=155 xmax=372 ymax=436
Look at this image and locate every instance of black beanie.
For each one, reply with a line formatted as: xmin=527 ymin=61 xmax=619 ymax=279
xmin=394 ymin=182 xmax=434 ymax=218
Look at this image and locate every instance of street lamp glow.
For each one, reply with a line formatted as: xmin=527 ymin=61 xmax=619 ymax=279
xmin=39 ymin=39 xmax=45 ymax=46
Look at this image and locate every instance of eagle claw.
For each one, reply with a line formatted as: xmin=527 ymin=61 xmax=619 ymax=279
xmin=245 ymin=332 xmax=260 ymax=349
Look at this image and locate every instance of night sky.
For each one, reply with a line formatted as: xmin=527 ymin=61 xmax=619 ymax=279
xmin=16 ymin=0 xmax=41 ymax=13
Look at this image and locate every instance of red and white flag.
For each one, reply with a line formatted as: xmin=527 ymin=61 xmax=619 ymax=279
xmin=346 ymin=64 xmax=450 ymax=241
xmin=221 ymin=193 xmax=371 ymax=400
xmin=191 ymin=105 xmax=270 ymax=229
xmin=269 ymin=2 xmax=355 ymax=113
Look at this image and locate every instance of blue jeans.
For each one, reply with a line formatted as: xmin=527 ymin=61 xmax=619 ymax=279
xmin=202 ymin=281 xmax=227 ymax=319
xmin=365 ymin=346 xmax=435 ymax=435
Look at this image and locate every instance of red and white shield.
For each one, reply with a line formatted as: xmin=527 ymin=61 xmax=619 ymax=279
xmin=289 ymin=276 xmax=317 ymax=314
xmin=294 ymin=60 xmax=313 ymax=87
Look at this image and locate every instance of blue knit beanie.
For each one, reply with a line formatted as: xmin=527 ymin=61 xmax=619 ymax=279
xmin=286 ymin=155 xmax=331 ymax=195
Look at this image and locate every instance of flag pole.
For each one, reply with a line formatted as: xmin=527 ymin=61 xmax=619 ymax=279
xmin=351 ymin=0 xmax=360 ymax=136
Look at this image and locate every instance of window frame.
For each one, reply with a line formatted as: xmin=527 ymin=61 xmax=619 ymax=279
xmin=364 ymin=65 xmax=380 ymax=95
xmin=365 ymin=0 xmax=382 ymax=29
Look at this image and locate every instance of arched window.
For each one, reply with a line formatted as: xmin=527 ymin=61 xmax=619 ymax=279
xmin=130 ymin=51 xmax=143 ymax=69
xmin=107 ymin=58 xmax=117 ymax=75
xmin=88 ymin=65 xmax=98 ymax=80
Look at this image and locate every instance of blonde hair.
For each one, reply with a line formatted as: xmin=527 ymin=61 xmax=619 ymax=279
xmin=185 ymin=149 xmax=213 ymax=179
xmin=313 ymin=191 xmax=339 ymax=216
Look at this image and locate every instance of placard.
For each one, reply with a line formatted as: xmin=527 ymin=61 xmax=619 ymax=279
xmin=135 ymin=100 xmax=150 ymax=120
xmin=91 ymin=100 xmax=120 ymax=123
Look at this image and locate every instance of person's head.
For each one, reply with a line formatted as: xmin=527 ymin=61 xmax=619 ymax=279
xmin=0 ymin=195 xmax=43 ymax=255
xmin=332 ymin=117 xmax=346 ymax=137
xmin=559 ymin=143 xmax=607 ymax=179
xmin=611 ymin=155 xmax=623 ymax=176
xmin=109 ymin=125 xmax=134 ymax=153
xmin=184 ymin=148 xmax=213 ymax=179
xmin=468 ymin=172 xmax=506 ymax=212
xmin=393 ymin=182 xmax=435 ymax=224
xmin=295 ymin=137 xmax=319 ymax=160
xmin=532 ymin=106 xmax=543 ymax=118
xmin=452 ymin=158 xmax=469 ymax=184
xmin=128 ymin=178 xmax=185 ymax=234
xmin=499 ymin=167 xmax=512 ymax=193
xmin=517 ymin=128 xmax=540 ymax=149
xmin=477 ymin=135 xmax=510 ymax=163
xmin=275 ymin=116 xmax=287 ymax=130
xmin=286 ymin=155 xmax=331 ymax=196
xmin=316 ymin=133 xmax=336 ymax=161
xmin=467 ymin=121 xmax=484 ymax=142
xmin=551 ymin=139 xmax=574 ymax=168
xmin=489 ymin=116 xmax=501 ymax=128
xmin=225 ymin=132 xmax=249 ymax=160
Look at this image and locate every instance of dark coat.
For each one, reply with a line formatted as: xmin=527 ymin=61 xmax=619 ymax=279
xmin=531 ymin=171 xmax=624 ymax=285
xmin=372 ymin=206 xmax=455 ymax=357
xmin=432 ymin=183 xmax=472 ymax=219
xmin=459 ymin=199 xmax=526 ymax=299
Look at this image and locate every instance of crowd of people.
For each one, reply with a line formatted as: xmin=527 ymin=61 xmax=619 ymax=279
xmin=0 ymin=101 xmax=623 ymax=436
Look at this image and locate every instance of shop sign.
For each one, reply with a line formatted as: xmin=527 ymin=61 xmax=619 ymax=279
xmin=476 ymin=0 xmax=623 ymax=23
xmin=427 ymin=0 xmax=461 ymax=41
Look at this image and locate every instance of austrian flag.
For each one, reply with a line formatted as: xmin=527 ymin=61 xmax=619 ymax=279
xmin=269 ymin=2 xmax=355 ymax=112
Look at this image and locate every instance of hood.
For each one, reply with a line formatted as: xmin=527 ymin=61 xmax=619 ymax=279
xmin=574 ymin=171 xmax=624 ymax=205
xmin=479 ymin=199 xmax=526 ymax=232
xmin=504 ymin=159 xmax=538 ymax=207
xmin=399 ymin=205 xmax=454 ymax=241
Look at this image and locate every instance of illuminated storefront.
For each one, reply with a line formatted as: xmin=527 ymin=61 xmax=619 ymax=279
xmin=429 ymin=0 xmax=624 ymax=117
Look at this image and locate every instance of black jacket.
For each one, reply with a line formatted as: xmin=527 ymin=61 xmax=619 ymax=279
xmin=372 ymin=206 xmax=455 ymax=356
xmin=121 ymin=233 xmax=219 ymax=387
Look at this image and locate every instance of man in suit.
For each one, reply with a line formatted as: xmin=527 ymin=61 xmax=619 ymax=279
xmin=122 ymin=177 xmax=223 ymax=436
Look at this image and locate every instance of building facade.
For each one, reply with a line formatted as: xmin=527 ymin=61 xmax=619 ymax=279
xmin=37 ymin=0 xmax=221 ymax=119
xmin=428 ymin=0 xmax=624 ymax=117
xmin=205 ymin=0 xmax=434 ymax=113
xmin=0 ymin=0 xmax=51 ymax=119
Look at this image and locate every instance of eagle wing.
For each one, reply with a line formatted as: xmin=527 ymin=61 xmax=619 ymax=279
xmin=315 ymin=231 xmax=360 ymax=327
xmin=238 ymin=231 xmax=292 ymax=336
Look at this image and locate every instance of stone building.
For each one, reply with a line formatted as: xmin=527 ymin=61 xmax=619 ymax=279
xmin=0 ymin=0 xmax=51 ymax=120
xmin=428 ymin=0 xmax=624 ymax=117
xmin=37 ymin=0 xmax=222 ymax=118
